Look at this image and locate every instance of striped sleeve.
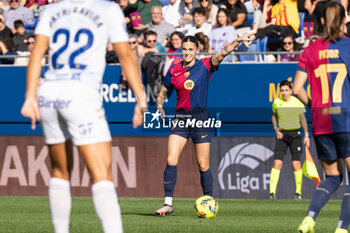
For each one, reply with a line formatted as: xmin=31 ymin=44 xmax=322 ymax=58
xmin=297 ymin=49 xmax=308 ymax=72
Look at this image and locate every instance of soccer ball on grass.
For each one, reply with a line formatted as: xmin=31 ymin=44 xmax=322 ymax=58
xmin=194 ymin=195 xmax=218 ymax=218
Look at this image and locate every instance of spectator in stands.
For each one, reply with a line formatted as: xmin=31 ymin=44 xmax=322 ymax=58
xmin=163 ymin=31 xmax=184 ymax=75
xmin=106 ymin=42 xmax=119 ymax=64
xmin=210 ymin=8 xmax=236 ymax=52
xmin=25 ymin=33 xmax=34 ymax=51
xmin=24 ymin=33 xmax=33 ymax=46
xmin=185 ymin=7 xmax=212 ymax=36
xmin=120 ymin=34 xmax=143 ymax=89
xmin=255 ymin=0 xmax=299 ymax=39
xmin=178 ymin=0 xmax=198 ymax=29
xmin=195 ymin=32 xmax=213 ymax=58
xmin=137 ymin=30 xmax=166 ymax=58
xmin=24 ymin=0 xmax=36 ymax=9
xmin=0 ymin=14 xmax=12 ymax=40
xmin=128 ymin=34 xmax=142 ymax=64
xmin=0 ymin=36 xmax=17 ymax=64
xmin=304 ymin=0 xmax=329 ymax=35
xmin=32 ymin=2 xmax=46 ymax=19
xmin=198 ymin=0 xmax=219 ymax=25
xmin=147 ymin=6 xmax=175 ymax=46
xmin=281 ymin=35 xmax=300 ymax=62
xmin=139 ymin=31 xmax=166 ymax=98
xmin=251 ymin=0 xmax=269 ymax=31
xmin=118 ymin=0 xmax=134 ymax=33
xmin=244 ymin=0 xmax=258 ymax=13
xmin=221 ymin=0 xmax=249 ymax=35
xmin=128 ymin=0 xmax=163 ymax=28
xmin=14 ymin=34 xmax=44 ymax=65
xmin=167 ymin=31 xmax=184 ymax=59
xmin=4 ymin=0 xmax=34 ymax=32
xmin=12 ymin=19 xmax=30 ymax=51
xmin=162 ymin=0 xmax=181 ymax=28
xmin=0 ymin=0 xmax=10 ymax=11
xmin=263 ymin=0 xmax=276 ymax=18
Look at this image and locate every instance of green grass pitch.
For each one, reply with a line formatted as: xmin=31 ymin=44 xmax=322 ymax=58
xmin=0 ymin=196 xmax=342 ymax=233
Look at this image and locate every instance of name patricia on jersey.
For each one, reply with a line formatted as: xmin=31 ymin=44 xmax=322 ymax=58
xmin=49 ymin=7 xmax=103 ymax=28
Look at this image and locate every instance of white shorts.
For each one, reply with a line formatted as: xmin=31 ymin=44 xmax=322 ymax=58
xmin=38 ymin=80 xmax=111 ymax=146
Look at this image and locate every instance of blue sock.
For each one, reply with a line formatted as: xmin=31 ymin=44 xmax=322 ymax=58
xmin=200 ymin=169 xmax=213 ymax=196
xmin=164 ymin=165 xmax=177 ymax=197
xmin=307 ymin=175 xmax=343 ymax=220
xmin=338 ymin=172 xmax=350 ymax=230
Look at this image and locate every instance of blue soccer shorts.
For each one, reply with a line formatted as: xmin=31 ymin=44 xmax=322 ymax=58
xmin=314 ymin=133 xmax=350 ymax=161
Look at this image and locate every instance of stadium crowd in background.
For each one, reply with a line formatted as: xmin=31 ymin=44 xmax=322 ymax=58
xmin=0 ymin=0 xmax=349 ymax=80
xmin=0 ymin=0 xmax=348 ymax=57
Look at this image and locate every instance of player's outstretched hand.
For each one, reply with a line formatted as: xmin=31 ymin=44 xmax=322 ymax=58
xmin=132 ymin=103 xmax=148 ymax=128
xmin=238 ymin=30 xmax=256 ymax=42
xmin=21 ymin=97 xmax=40 ymax=130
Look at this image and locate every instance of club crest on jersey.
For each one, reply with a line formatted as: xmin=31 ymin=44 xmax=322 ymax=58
xmin=184 ymin=80 xmax=194 ymax=90
xmin=184 ymin=71 xmax=190 ymax=78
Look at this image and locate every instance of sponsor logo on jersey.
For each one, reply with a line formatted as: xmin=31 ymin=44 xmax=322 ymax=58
xmin=38 ymin=96 xmax=72 ymax=109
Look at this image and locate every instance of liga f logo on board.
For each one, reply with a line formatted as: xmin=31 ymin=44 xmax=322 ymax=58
xmin=218 ymin=143 xmax=274 ymax=194
xmin=142 ymin=109 xmax=222 ymax=130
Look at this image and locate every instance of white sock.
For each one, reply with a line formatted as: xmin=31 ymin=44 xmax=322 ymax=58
xmin=92 ymin=181 xmax=123 ymax=233
xmin=49 ymin=178 xmax=71 ymax=233
xmin=164 ymin=197 xmax=173 ymax=206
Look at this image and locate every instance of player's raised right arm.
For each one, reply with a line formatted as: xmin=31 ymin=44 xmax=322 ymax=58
xmin=211 ymin=32 xmax=256 ymax=67
xmin=21 ymin=34 xmax=49 ymax=130
xmin=113 ymin=42 xmax=147 ymax=128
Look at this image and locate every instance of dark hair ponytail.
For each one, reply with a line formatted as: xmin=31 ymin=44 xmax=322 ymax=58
xmin=323 ymin=2 xmax=346 ymax=42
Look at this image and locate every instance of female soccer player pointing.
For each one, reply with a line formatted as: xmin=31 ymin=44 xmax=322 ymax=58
xmin=155 ymin=33 xmax=255 ymax=215
xmin=293 ymin=2 xmax=350 ymax=233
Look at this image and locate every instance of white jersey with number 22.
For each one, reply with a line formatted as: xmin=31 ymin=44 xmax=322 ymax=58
xmin=35 ymin=0 xmax=128 ymax=86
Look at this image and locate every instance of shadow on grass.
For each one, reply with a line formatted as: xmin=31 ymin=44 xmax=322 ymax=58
xmin=122 ymin=212 xmax=158 ymax=217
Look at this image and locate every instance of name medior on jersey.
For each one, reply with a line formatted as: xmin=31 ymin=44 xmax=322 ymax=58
xmin=35 ymin=0 xmax=128 ymax=88
xmin=298 ymin=37 xmax=350 ymax=135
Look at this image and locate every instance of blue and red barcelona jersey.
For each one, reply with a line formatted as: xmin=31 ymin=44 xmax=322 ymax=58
xmin=163 ymin=57 xmax=218 ymax=110
xmin=298 ymin=37 xmax=350 ymax=135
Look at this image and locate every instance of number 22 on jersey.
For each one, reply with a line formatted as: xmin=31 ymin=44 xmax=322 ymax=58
xmin=314 ymin=63 xmax=348 ymax=104
xmin=52 ymin=28 xmax=94 ymax=70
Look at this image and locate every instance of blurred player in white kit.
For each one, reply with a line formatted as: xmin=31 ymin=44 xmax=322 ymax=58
xmin=21 ymin=0 xmax=147 ymax=232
